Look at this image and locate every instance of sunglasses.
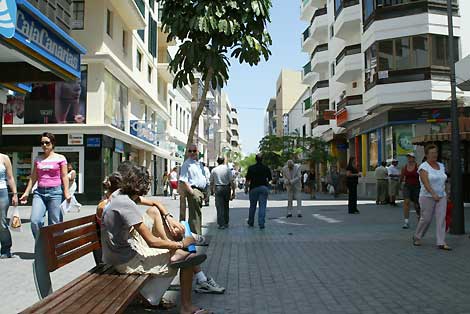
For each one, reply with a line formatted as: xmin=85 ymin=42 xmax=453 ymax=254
xmin=188 ymin=150 xmax=198 ymax=153
xmin=40 ymin=141 xmax=51 ymax=146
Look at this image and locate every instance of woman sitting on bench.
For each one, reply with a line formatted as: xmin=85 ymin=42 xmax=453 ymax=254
xmin=100 ymin=164 xmax=212 ymax=314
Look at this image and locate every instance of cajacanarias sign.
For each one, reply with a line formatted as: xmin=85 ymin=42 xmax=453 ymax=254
xmin=15 ymin=8 xmax=80 ymax=71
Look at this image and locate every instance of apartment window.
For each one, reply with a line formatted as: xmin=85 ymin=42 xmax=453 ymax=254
xmin=431 ymin=35 xmax=459 ymax=67
xmin=394 ymin=37 xmax=411 ymax=70
xmin=136 ymin=50 xmax=143 ymax=71
xmin=148 ymin=16 xmax=157 ymax=57
xmin=122 ymin=30 xmax=128 ymax=53
xmin=72 ymin=1 xmax=84 ymax=30
xmin=149 ymin=0 xmax=155 ymax=11
xmin=413 ymin=35 xmax=428 ymax=68
xmin=169 ymin=100 xmax=173 ymax=125
xmin=330 ymin=63 xmax=335 ymax=76
xmin=175 ymin=104 xmax=179 ymax=130
xmin=148 ymin=65 xmax=153 ymax=83
xmin=106 ymin=9 xmax=113 ymax=37
xmin=329 ymin=25 xmax=334 ymax=38
xmin=138 ymin=29 xmax=145 ymax=42
xmin=378 ymin=39 xmax=393 ymax=71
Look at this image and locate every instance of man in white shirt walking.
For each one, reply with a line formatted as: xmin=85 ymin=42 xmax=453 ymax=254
xmin=282 ymin=160 xmax=302 ymax=218
xmin=210 ymin=156 xmax=235 ymax=229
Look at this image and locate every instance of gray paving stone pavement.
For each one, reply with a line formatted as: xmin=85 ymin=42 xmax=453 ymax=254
xmin=2 ymin=191 xmax=470 ymax=314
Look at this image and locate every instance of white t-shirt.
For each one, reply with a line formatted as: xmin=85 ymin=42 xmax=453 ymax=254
xmin=387 ymin=165 xmax=400 ymax=180
xmin=169 ymin=171 xmax=178 ymax=182
xmin=418 ymin=162 xmax=447 ymax=198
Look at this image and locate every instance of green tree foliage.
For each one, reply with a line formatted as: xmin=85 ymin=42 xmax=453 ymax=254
xmin=159 ymin=0 xmax=273 ymax=150
xmin=258 ymin=135 xmax=333 ymax=169
xmin=239 ymin=153 xmax=256 ymax=176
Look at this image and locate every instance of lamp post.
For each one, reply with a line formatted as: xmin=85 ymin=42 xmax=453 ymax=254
xmin=447 ymin=0 xmax=464 ymax=234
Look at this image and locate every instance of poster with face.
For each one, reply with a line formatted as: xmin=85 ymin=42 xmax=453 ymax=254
xmin=24 ymin=66 xmax=87 ymax=124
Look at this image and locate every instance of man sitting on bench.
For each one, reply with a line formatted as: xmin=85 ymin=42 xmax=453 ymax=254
xmin=101 ymin=164 xmax=212 ymax=314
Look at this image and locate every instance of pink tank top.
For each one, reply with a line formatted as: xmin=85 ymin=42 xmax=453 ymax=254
xmin=35 ymin=155 xmax=67 ymax=188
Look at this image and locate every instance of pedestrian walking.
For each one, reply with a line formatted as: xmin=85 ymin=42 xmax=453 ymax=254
xmin=0 ymin=153 xmax=18 ymax=259
xmin=210 ymin=156 xmax=235 ymax=229
xmin=375 ymin=161 xmax=388 ymax=205
xmin=307 ymin=170 xmax=316 ymax=199
xmin=303 ymin=171 xmax=308 ymax=192
xmin=400 ymin=152 xmax=420 ymax=229
xmin=413 ymin=144 xmax=451 ymax=250
xmin=245 ymin=154 xmax=272 ymax=229
xmin=19 ymin=132 xmax=71 ymax=239
xmin=388 ymin=159 xmax=400 ymax=206
xmin=328 ymin=166 xmax=340 ymax=198
xmin=67 ymin=163 xmax=77 ymax=196
xmin=162 ymin=171 xmax=169 ymax=196
xmin=346 ymin=157 xmax=361 ymax=214
xmin=202 ymin=162 xmax=210 ymax=206
xmin=179 ymin=145 xmax=207 ymax=235
xmin=282 ymin=160 xmax=302 ymax=218
xmin=169 ymin=167 xmax=178 ymax=200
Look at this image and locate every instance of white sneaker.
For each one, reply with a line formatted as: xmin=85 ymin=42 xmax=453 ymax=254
xmin=194 ymin=277 xmax=225 ymax=294
xmin=402 ymin=223 xmax=409 ymax=229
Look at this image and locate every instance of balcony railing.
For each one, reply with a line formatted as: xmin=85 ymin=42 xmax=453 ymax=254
xmin=336 ymin=44 xmax=361 ymax=65
xmin=335 ymin=0 xmax=359 ymax=18
xmin=303 ymin=27 xmax=310 ymax=42
xmin=311 ymin=80 xmax=329 ymax=94
xmin=134 ymin=0 xmax=145 ymax=17
xmin=304 ymin=97 xmax=312 ymax=111
xmin=312 ymin=100 xmax=330 ymax=126
xmin=311 ymin=43 xmax=328 ymax=60
xmin=303 ymin=62 xmax=312 ymax=77
xmin=310 ymin=7 xmax=327 ymax=25
xmin=336 ymin=95 xmax=362 ymax=112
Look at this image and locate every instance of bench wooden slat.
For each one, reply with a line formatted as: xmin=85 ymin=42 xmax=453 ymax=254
xmin=95 ymin=274 xmax=150 ymax=314
xmin=55 ymin=232 xmax=99 ymax=256
xmin=46 ymin=215 xmax=96 ymax=234
xmin=53 ymin=273 xmax=138 ymax=314
xmin=20 ymin=264 xmax=112 ymax=314
xmin=55 ymin=241 xmax=101 ymax=270
xmin=54 ymin=224 xmax=98 ymax=244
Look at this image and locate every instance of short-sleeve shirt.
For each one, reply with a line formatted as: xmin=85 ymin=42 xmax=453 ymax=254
xmin=418 ymin=162 xmax=447 ymax=198
xmin=387 ymin=165 xmax=400 ymax=180
xmin=169 ymin=171 xmax=178 ymax=182
xmin=179 ymin=158 xmax=207 ymax=189
xmin=375 ymin=166 xmax=388 ymax=180
xmin=210 ymin=165 xmax=233 ymax=186
xmin=35 ymin=154 xmax=67 ymax=188
xmin=246 ymin=162 xmax=272 ymax=190
xmin=101 ymin=191 xmax=143 ymax=266
xmin=346 ymin=164 xmax=358 ymax=185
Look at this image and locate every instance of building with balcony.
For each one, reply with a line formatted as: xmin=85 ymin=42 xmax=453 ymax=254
xmin=299 ymin=0 xmax=470 ymax=197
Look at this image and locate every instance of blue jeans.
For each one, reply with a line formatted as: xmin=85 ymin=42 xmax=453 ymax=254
xmin=0 ymin=189 xmax=12 ymax=255
xmin=248 ymin=185 xmax=269 ymax=227
xmin=31 ymin=186 xmax=63 ymax=239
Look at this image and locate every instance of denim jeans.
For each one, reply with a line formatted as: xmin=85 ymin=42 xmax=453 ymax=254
xmin=248 ymin=185 xmax=269 ymax=227
xmin=31 ymin=186 xmax=63 ymax=239
xmin=0 ymin=189 xmax=12 ymax=255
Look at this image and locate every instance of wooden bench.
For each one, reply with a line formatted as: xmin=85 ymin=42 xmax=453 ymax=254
xmin=21 ymin=214 xmax=150 ymax=314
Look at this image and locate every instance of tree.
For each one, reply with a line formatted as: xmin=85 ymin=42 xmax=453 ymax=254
xmin=159 ymin=0 xmax=272 ymax=152
xmin=239 ymin=153 xmax=256 ymax=176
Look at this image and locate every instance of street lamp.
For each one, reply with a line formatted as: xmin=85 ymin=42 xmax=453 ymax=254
xmin=447 ymin=0 xmax=464 ymax=234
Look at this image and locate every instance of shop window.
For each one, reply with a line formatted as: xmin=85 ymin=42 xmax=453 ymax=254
xmin=106 ymin=9 xmax=113 ymax=37
xmin=369 ymin=132 xmax=378 ymax=170
xmin=72 ymin=1 xmax=84 ymax=30
xmin=385 ymin=126 xmax=394 ymax=162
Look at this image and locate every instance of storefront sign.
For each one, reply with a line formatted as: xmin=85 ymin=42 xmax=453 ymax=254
xmin=0 ymin=0 xmax=17 ymax=38
xmin=68 ymin=134 xmax=83 ymax=145
xmin=130 ymin=120 xmax=158 ymax=145
xmin=15 ymin=7 xmax=80 ymax=71
xmin=115 ymin=139 xmax=124 ymax=153
xmin=336 ymin=108 xmax=348 ymax=127
xmin=86 ymin=137 xmax=101 ymax=148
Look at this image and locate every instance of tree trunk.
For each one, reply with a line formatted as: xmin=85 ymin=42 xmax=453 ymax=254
xmin=185 ymin=68 xmax=214 ymax=158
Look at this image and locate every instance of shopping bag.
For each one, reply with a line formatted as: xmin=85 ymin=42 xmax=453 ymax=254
xmin=8 ymin=206 xmax=22 ymax=232
xmin=60 ymin=195 xmax=82 ymax=214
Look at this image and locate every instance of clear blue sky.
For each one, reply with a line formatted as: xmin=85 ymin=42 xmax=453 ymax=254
xmin=225 ymin=0 xmax=305 ymax=156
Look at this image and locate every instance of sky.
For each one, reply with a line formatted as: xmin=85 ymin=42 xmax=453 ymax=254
xmin=225 ymin=0 xmax=305 ymax=156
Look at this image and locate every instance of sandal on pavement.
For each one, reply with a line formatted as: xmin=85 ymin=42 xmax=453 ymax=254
xmin=193 ymin=308 xmax=212 ymax=314
xmin=170 ymin=253 xmax=207 ymax=269
xmin=412 ymin=236 xmax=421 ymax=246
xmin=437 ymin=244 xmax=452 ymax=251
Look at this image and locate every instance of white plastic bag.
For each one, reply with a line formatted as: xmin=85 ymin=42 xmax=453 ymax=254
xmin=8 ymin=206 xmax=22 ymax=232
xmin=60 ymin=196 xmax=82 ymax=214
xmin=327 ymin=184 xmax=335 ymax=195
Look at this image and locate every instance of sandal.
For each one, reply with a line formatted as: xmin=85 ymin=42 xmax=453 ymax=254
xmin=170 ymin=253 xmax=207 ymax=268
xmin=437 ymin=244 xmax=452 ymax=251
xmin=193 ymin=308 xmax=212 ymax=314
xmin=412 ymin=236 xmax=421 ymax=246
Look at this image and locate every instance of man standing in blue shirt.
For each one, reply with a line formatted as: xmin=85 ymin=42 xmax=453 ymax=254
xmin=245 ymin=154 xmax=272 ymax=229
xmin=179 ymin=144 xmax=207 ymax=235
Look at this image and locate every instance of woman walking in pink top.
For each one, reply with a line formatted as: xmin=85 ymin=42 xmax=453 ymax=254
xmin=19 ymin=133 xmax=71 ymax=239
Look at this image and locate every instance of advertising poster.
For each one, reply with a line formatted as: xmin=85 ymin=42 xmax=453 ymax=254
xmin=369 ymin=132 xmax=378 ymax=169
xmin=395 ymin=125 xmax=413 ymax=155
xmin=24 ymin=65 xmax=87 ymax=124
xmin=3 ymin=95 xmax=24 ymax=124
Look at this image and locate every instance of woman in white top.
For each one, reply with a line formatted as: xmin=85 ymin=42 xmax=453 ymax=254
xmin=413 ymin=144 xmax=451 ymax=250
xmin=67 ymin=163 xmax=77 ymax=195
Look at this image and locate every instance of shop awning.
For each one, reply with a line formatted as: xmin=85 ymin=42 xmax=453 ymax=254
xmin=0 ymin=0 xmax=86 ymax=83
xmin=412 ymin=132 xmax=470 ymax=145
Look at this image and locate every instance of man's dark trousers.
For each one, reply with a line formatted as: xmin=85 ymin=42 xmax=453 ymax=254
xmin=215 ymin=185 xmax=231 ymax=227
